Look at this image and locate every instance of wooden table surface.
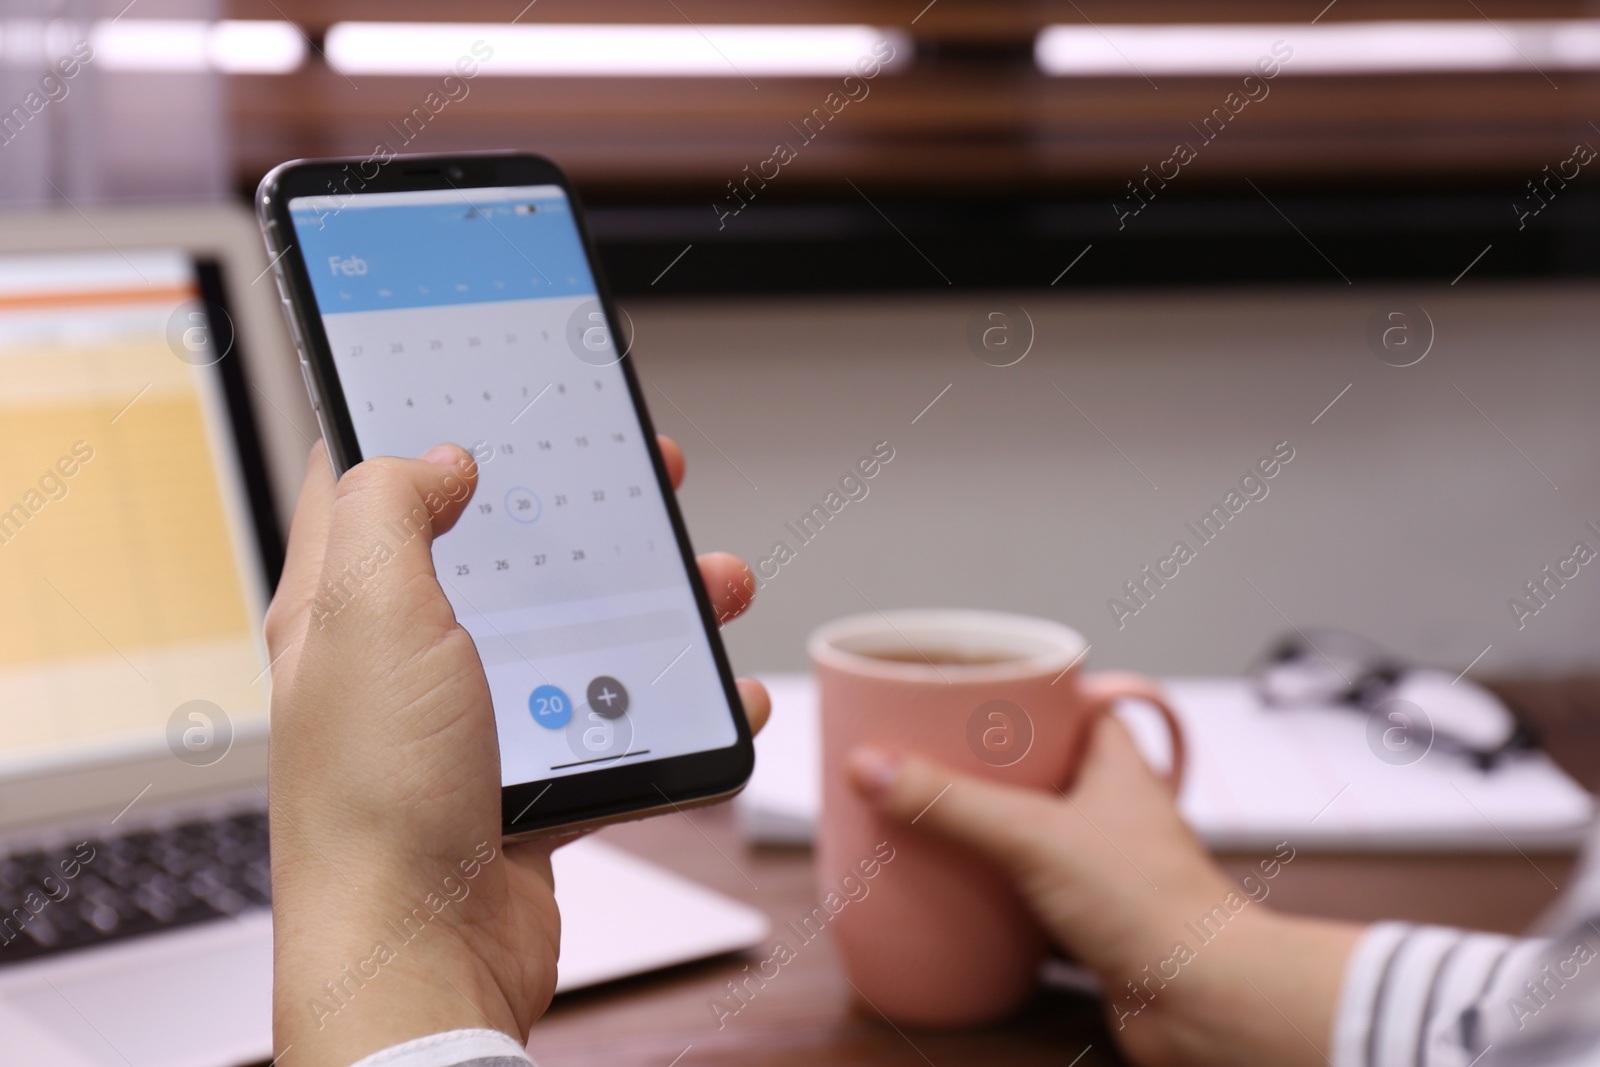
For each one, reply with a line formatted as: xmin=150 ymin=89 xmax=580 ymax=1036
xmin=523 ymin=677 xmax=1599 ymax=1067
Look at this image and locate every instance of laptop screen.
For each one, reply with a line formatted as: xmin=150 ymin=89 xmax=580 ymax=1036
xmin=0 ymin=249 xmax=271 ymax=775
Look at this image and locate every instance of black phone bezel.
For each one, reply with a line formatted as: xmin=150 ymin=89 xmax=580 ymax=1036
xmin=256 ymin=151 xmax=753 ymax=837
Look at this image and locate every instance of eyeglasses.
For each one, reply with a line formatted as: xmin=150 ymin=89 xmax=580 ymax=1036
xmin=1251 ymin=629 xmax=1535 ymax=770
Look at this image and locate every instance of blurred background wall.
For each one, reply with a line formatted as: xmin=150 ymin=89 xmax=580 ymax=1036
xmin=628 ymin=285 xmax=1600 ymax=677
xmin=0 ymin=0 xmax=227 ymax=204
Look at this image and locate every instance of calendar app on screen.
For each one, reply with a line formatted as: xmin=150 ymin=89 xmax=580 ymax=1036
xmin=286 ymin=186 xmax=737 ymax=786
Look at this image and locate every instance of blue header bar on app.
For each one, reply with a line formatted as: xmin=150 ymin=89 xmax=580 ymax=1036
xmin=287 ymin=187 xmax=597 ymax=313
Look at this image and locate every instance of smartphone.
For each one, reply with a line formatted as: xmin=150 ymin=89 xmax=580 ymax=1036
xmin=256 ymin=152 xmax=752 ymax=837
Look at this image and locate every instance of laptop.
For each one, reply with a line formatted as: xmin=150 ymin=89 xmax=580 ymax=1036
xmin=0 ymin=206 xmax=768 ymax=1067
xmin=0 ymin=205 xmax=296 ymax=1067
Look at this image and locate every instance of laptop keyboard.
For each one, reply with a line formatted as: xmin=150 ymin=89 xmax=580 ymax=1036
xmin=0 ymin=810 xmax=270 ymax=966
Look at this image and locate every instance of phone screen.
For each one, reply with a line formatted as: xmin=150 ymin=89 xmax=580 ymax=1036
xmin=284 ymin=185 xmax=736 ymax=787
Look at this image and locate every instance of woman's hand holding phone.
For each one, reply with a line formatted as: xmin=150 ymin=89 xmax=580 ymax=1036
xmin=265 ymin=436 xmax=770 ymax=1067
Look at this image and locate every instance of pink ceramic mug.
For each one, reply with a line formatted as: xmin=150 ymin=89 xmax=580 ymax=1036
xmin=810 ymin=609 xmax=1185 ymax=1027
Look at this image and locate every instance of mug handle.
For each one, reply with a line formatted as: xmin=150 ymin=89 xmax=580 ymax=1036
xmin=1078 ymin=672 xmax=1186 ymax=794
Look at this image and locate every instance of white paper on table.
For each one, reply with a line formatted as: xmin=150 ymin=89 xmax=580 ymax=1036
xmin=736 ymin=673 xmax=1595 ymax=852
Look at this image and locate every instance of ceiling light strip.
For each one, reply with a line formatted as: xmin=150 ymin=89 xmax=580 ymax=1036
xmin=1036 ymin=20 xmax=1600 ymax=76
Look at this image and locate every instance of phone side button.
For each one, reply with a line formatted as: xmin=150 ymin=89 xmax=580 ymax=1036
xmin=280 ymin=299 xmax=304 ymax=347
xmin=297 ymin=359 xmax=319 ymax=410
xmin=312 ymin=406 xmax=337 ymax=459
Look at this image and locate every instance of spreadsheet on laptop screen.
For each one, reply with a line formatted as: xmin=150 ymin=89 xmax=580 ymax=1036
xmin=0 ymin=250 xmax=268 ymax=771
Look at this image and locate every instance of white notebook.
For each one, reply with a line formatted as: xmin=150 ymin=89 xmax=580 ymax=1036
xmin=737 ymin=673 xmax=1595 ymax=851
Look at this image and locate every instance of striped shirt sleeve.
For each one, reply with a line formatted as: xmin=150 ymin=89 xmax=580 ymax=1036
xmin=345 ymin=1028 xmax=535 ymax=1067
xmin=1332 ymin=920 xmax=1600 ymax=1067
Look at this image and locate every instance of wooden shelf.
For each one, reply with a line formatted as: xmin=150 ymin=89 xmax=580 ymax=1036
xmin=222 ymin=2 xmax=1600 ymax=196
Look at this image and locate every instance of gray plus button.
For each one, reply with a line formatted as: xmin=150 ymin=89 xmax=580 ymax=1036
xmin=586 ymin=675 xmax=629 ymax=719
